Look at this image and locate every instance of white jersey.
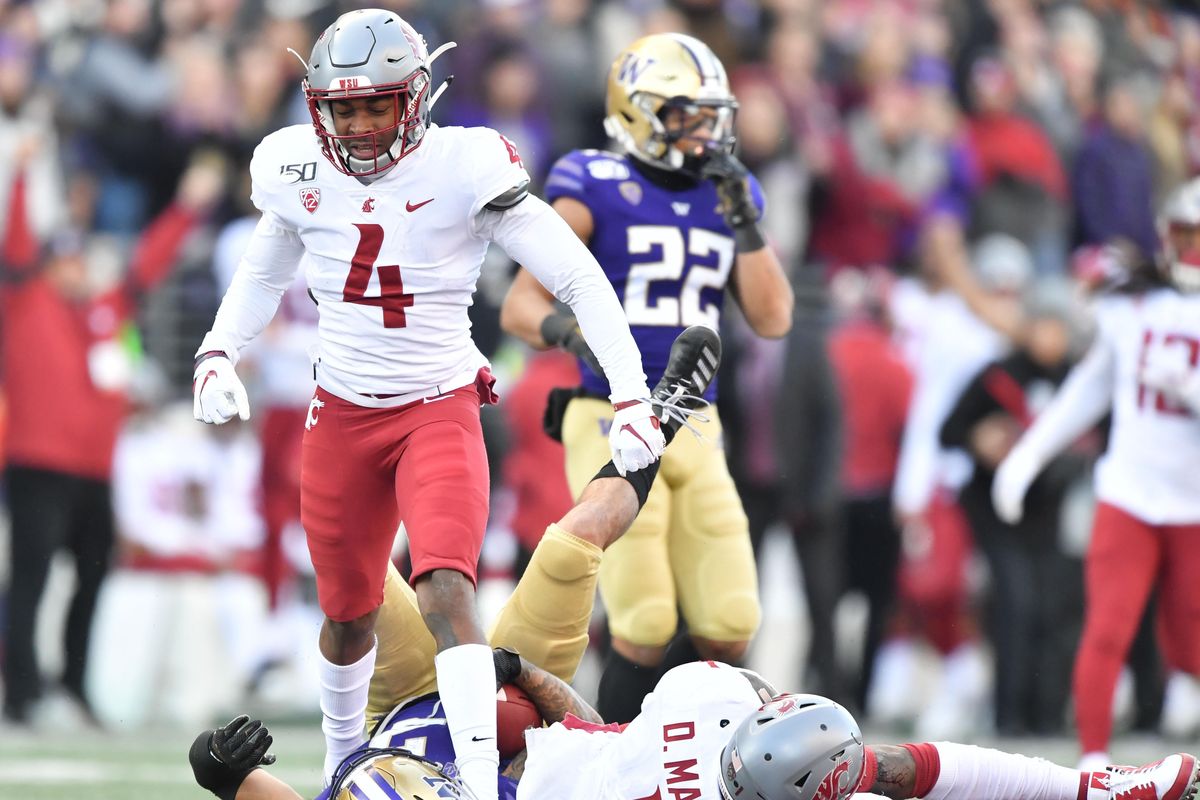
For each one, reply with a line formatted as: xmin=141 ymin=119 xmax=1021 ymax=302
xmin=1093 ymin=289 xmax=1200 ymax=523
xmin=519 ymin=662 xmax=762 ymax=800
xmin=247 ymin=123 xmax=525 ymax=404
xmin=203 ymin=123 xmax=650 ymax=406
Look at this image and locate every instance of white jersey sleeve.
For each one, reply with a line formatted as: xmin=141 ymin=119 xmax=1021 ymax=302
xmin=464 ymin=127 xmax=532 ymax=217
xmin=198 ymin=136 xmax=305 ymax=362
xmin=477 ymin=194 xmax=651 ymax=403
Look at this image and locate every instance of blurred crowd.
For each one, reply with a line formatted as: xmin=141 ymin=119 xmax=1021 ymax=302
xmin=1 ymin=0 xmax=1199 ymax=745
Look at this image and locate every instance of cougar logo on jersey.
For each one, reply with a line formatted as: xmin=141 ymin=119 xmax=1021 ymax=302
xmin=299 ymin=187 xmax=321 ymax=213
xmin=362 ymin=197 xmax=375 ymax=213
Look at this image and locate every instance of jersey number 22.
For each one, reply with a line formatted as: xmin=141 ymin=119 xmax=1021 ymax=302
xmin=624 ymin=225 xmax=734 ymax=329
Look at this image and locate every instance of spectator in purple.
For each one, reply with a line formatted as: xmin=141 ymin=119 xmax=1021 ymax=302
xmin=1071 ymin=73 xmax=1159 ymax=261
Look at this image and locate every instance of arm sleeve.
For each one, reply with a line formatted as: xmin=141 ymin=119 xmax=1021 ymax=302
xmin=198 ymin=210 xmax=304 ymax=364
xmin=1010 ymin=336 xmax=1114 ymax=469
xmin=477 ymin=195 xmax=651 ymax=403
xmin=939 ymin=367 xmax=993 ymax=450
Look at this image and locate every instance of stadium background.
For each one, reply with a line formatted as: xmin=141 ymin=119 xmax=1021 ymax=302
xmin=2 ymin=0 xmax=1199 ymax=796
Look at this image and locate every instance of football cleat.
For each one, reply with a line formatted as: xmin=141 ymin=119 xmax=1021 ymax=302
xmin=650 ymin=325 xmax=722 ymax=440
xmin=1106 ymin=753 xmax=1200 ymax=800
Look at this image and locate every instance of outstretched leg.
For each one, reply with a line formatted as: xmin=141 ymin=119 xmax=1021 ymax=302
xmin=865 ymin=743 xmax=1199 ymax=800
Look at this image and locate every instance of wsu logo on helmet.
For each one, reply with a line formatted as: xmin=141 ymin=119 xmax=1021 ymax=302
xmin=813 ymin=758 xmax=853 ymax=800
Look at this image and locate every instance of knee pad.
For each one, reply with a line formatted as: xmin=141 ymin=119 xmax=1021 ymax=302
xmin=698 ymin=591 xmax=761 ymax=644
xmin=536 ymin=524 xmax=602 ymax=584
xmin=488 ymin=525 xmax=602 ymax=681
xmin=608 ymin=598 xmax=679 ymax=648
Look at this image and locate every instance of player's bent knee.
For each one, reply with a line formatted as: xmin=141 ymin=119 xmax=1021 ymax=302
xmin=610 ymin=600 xmax=678 ymax=648
xmin=694 ymin=593 xmax=760 ymax=643
xmin=537 ymin=525 xmax=602 ymax=583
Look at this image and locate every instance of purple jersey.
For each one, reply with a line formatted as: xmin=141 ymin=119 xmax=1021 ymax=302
xmin=545 ymin=149 xmax=766 ymax=401
xmin=315 ymin=694 xmax=519 ymax=800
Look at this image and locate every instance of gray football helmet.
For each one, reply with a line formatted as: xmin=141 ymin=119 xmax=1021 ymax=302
xmin=718 ymin=694 xmax=865 ymax=800
xmin=1158 ymin=177 xmax=1200 ymax=293
xmin=302 ymin=8 xmax=455 ymax=176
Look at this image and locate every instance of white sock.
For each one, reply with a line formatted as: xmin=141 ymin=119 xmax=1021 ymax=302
xmin=927 ymin=742 xmax=1090 ymax=800
xmin=319 ymin=640 xmax=376 ymax=782
xmin=436 ymin=643 xmax=499 ymax=800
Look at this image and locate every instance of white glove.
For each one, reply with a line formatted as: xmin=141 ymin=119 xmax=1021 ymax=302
xmin=193 ymin=353 xmax=250 ymax=424
xmin=991 ymin=445 xmax=1042 ymax=525
xmin=1139 ymin=347 xmax=1200 ymax=415
xmin=609 ymin=399 xmax=665 ymax=476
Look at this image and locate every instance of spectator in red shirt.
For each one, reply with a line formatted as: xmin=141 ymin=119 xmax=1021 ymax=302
xmin=964 ymin=55 xmax=1070 ymax=275
xmin=827 ymin=267 xmax=913 ymax=709
xmin=0 ymin=156 xmax=222 ymax=725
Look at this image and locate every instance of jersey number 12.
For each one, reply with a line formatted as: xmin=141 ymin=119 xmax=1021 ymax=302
xmin=345 ymin=223 xmax=415 ymax=328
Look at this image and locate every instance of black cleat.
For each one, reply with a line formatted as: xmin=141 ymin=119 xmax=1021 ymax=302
xmin=650 ymin=325 xmax=722 ymax=440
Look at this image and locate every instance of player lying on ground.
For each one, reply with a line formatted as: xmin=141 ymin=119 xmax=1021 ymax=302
xmin=190 ymin=659 xmax=1200 ymax=800
xmin=189 ymin=331 xmax=1200 ymax=800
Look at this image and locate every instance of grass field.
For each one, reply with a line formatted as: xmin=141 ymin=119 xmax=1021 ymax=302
xmin=0 ymin=721 xmax=328 ymax=799
xmin=0 ymin=719 xmax=1187 ymax=799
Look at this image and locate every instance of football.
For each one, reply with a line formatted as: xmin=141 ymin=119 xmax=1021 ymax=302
xmin=496 ymin=683 xmax=543 ymax=758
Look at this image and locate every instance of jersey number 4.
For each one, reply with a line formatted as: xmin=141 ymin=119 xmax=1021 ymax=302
xmin=345 ymin=223 xmax=414 ymax=328
xmin=624 ymin=225 xmax=734 ymax=328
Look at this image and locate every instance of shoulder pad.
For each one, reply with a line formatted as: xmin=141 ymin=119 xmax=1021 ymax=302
xmin=484 ymin=179 xmax=531 ymax=211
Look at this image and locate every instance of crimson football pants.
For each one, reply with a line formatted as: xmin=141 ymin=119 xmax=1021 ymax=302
xmin=300 ymin=384 xmax=490 ymax=622
xmin=1074 ymin=502 xmax=1200 ymax=753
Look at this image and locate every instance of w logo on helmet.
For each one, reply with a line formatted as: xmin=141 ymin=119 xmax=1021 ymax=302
xmin=616 ymin=52 xmax=655 ymax=85
xmin=814 ymin=758 xmax=853 ymax=800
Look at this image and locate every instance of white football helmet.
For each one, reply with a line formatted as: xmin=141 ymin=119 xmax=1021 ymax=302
xmin=1158 ymin=177 xmax=1200 ymax=293
xmin=719 ymin=694 xmax=865 ymax=800
xmin=302 ymin=9 xmax=455 ymax=176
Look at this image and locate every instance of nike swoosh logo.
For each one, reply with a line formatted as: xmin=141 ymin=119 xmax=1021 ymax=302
xmin=471 ymin=735 xmax=493 ymax=742
xmin=423 ymin=394 xmax=453 ymax=404
xmin=406 ymin=198 xmax=434 ymax=212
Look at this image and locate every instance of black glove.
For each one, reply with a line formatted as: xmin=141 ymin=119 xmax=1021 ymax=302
xmin=189 ymin=715 xmax=276 ymax=800
xmin=540 ymin=312 xmax=604 ymax=378
xmin=699 ymin=151 xmax=765 ymax=251
xmin=494 ymin=647 xmax=523 ymax=689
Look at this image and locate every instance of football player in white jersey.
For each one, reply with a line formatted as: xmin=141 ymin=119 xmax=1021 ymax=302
xmin=993 ymin=177 xmax=1200 ymax=769
xmin=191 ymin=9 xmax=670 ymax=797
xmin=191 ymin=663 xmax=1200 ymax=800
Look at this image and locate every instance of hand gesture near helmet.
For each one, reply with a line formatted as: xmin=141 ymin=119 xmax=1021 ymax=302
xmin=701 ymin=151 xmax=766 ymax=252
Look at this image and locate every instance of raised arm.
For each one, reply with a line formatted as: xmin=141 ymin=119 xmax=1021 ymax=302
xmin=993 ymin=334 xmax=1114 ymax=523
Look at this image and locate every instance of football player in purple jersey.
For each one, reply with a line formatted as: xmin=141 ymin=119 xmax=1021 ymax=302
xmin=500 ymin=32 xmax=793 ymax=723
